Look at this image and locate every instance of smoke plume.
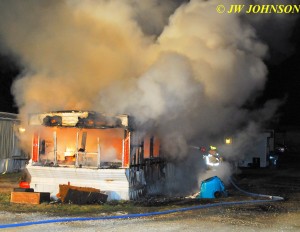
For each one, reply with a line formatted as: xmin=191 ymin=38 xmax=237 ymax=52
xmin=0 ymin=0 xmax=296 ymax=163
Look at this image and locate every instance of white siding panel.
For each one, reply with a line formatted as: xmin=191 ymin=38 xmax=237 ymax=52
xmin=27 ymin=165 xmax=129 ymax=200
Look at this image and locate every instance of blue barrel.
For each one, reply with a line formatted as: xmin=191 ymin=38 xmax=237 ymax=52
xmin=199 ymin=176 xmax=227 ymax=199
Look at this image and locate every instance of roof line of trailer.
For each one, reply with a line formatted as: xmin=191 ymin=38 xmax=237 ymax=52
xmin=0 ymin=112 xmax=19 ymax=121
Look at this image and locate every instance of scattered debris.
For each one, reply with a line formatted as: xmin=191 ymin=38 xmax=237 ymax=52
xmin=58 ymin=184 xmax=108 ymax=204
xmin=10 ymin=191 xmax=50 ymax=204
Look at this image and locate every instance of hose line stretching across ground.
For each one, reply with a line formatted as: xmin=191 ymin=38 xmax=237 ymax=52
xmin=0 ymin=178 xmax=284 ymax=229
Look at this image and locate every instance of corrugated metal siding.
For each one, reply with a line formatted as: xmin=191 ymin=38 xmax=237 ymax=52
xmin=0 ymin=120 xmax=15 ymax=159
xmin=0 ymin=158 xmax=27 ymax=173
xmin=164 ymin=162 xmax=177 ymax=193
xmin=0 ymin=113 xmax=27 ymax=173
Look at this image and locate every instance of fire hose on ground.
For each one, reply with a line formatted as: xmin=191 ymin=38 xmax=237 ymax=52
xmin=0 ymin=177 xmax=284 ymax=229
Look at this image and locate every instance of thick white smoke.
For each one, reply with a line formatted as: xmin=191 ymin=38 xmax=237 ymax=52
xmin=96 ymin=0 xmax=270 ymax=158
xmin=0 ymin=0 xmax=294 ymax=161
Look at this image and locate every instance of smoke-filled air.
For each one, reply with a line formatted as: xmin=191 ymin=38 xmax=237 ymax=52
xmin=0 ymin=0 xmax=292 ymax=171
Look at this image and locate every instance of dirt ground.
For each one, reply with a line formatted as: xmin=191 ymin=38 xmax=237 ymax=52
xmin=0 ymin=153 xmax=299 ymax=231
xmin=0 ymin=172 xmax=22 ymax=193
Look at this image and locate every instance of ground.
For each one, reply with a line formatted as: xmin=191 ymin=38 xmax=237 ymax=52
xmin=0 ymin=153 xmax=299 ymax=231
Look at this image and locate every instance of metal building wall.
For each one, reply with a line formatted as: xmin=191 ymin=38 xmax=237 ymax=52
xmin=0 ymin=120 xmax=15 ymax=159
xmin=0 ymin=112 xmax=27 ymax=173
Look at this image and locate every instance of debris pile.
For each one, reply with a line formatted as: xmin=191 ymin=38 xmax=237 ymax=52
xmin=57 ymin=184 xmax=108 ymax=204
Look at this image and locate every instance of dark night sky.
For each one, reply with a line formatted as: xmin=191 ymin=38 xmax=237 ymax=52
xmin=262 ymin=18 xmax=300 ymax=129
xmin=0 ymin=55 xmax=19 ymax=113
xmin=1 ymin=17 xmax=300 ymax=130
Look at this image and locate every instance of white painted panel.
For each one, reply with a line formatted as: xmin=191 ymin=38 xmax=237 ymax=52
xmin=27 ymin=165 xmax=129 ymax=200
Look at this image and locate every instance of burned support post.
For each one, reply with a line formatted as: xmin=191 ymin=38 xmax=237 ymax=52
xmin=75 ymin=130 xmax=79 ymax=167
xmin=139 ymin=140 xmax=144 ymax=171
xmin=81 ymin=132 xmax=87 ymax=151
xmin=97 ymin=137 xmax=101 ymax=168
xmin=53 ymin=131 xmax=57 ymax=166
xmin=149 ymin=136 xmax=154 ymax=182
xmin=150 ymin=136 xmax=154 ymax=158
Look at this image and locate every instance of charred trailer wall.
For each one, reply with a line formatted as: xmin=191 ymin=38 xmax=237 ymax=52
xmin=128 ymin=133 xmax=166 ymax=200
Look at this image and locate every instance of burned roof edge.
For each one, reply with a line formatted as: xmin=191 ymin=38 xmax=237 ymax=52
xmin=28 ymin=111 xmax=132 ymax=129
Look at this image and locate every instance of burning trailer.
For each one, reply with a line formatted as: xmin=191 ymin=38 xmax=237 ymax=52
xmin=25 ymin=111 xmax=166 ymax=201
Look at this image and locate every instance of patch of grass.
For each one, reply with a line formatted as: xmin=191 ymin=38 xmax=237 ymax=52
xmin=0 ymin=172 xmax=24 ymax=182
xmin=0 ymin=192 xmax=167 ymax=216
xmin=0 ymin=172 xmax=196 ymax=216
xmin=0 ymin=192 xmax=10 ymax=203
xmin=0 ymin=173 xmax=169 ymax=216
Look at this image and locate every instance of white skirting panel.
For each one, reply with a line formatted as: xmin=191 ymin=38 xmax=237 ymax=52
xmin=27 ymin=165 xmax=129 ymax=201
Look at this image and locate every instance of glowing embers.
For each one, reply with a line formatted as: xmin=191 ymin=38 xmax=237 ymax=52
xmin=36 ymin=127 xmax=124 ymax=167
xmin=43 ymin=115 xmax=62 ymax=126
xmin=64 ymin=147 xmax=74 ymax=156
xmin=64 ymin=147 xmax=75 ymax=158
